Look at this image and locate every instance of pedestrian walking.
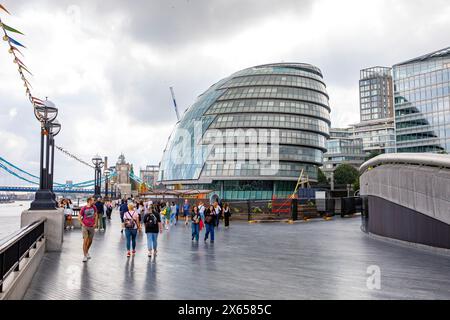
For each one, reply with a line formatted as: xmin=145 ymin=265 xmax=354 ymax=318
xmin=183 ymin=199 xmax=190 ymax=226
xmin=95 ymin=197 xmax=105 ymax=231
xmin=204 ymin=204 xmax=216 ymax=243
xmin=224 ymin=203 xmax=231 ymax=228
xmin=214 ymin=201 xmax=222 ymax=229
xmin=175 ymin=202 xmax=180 ymax=225
xmin=143 ymin=205 xmax=163 ymax=257
xmin=191 ymin=206 xmax=201 ymax=241
xmin=170 ymin=201 xmax=177 ymax=226
xmin=101 ymin=200 xmax=107 ymax=232
xmin=123 ymin=203 xmax=141 ymax=257
xmin=78 ymin=197 xmax=97 ymax=262
xmin=164 ymin=202 xmax=171 ymax=230
xmin=119 ymin=199 xmax=128 ymax=234
xmin=106 ymin=201 xmax=113 ymax=220
xmin=63 ymin=199 xmax=74 ymax=230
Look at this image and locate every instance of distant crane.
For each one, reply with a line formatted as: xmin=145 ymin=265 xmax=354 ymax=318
xmin=169 ymin=87 xmax=181 ymax=121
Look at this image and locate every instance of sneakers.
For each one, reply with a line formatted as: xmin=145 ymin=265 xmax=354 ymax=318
xmin=127 ymin=251 xmax=131 ymax=257
xmin=71 ymin=226 xmax=74 ymax=230
xmin=87 ymin=253 xmax=91 ymax=260
xmin=148 ymin=250 xmax=152 ymax=257
xmin=132 ymin=250 xmax=136 ymax=256
xmin=82 ymin=256 xmax=88 ymax=262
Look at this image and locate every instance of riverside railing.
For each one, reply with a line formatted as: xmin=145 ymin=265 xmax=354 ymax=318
xmin=0 ymin=219 xmax=45 ymax=292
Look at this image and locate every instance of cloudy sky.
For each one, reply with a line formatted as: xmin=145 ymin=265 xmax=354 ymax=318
xmin=0 ymin=0 xmax=449 ymax=185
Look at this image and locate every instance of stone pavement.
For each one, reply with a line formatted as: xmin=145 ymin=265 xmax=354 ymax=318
xmin=24 ymin=211 xmax=450 ymax=300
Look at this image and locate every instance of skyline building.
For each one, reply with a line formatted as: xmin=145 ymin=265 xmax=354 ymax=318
xmin=393 ymin=47 xmax=450 ymax=153
xmin=158 ymin=63 xmax=331 ymax=200
xmin=359 ymin=66 xmax=394 ymax=122
xmin=322 ymin=128 xmax=366 ymax=179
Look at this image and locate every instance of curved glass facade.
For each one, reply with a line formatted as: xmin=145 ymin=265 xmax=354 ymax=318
xmin=159 ymin=63 xmax=331 ymax=199
xmin=394 ymin=48 xmax=450 ymax=153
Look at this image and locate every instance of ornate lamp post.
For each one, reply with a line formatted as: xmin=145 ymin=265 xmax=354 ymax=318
xmin=30 ymin=100 xmax=59 ymax=210
xmin=92 ymin=155 xmax=104 ymax=198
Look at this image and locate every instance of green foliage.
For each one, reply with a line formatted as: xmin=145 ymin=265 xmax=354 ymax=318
xmin=317 ymin=168 xmax=328 ymax=184
xmin=334 ymin=164 xmax=360 ymax=185
xmin=365 ymin=150 xmax=382 ymax=161
xmin=353 ymin=179 xmax=360 ymax=192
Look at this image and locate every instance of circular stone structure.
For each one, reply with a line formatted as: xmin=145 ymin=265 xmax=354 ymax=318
xmin=159 ymin=63 xmax=331 ymax=200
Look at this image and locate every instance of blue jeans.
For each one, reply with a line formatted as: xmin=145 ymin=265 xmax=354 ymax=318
xmin=146 ymin=232 xmax=158 ymax=250
xmin=191 ymin=223 xmax=199 ymax=241
xmin=125 ymin=229 xmax=137 ymax=251
xmin=205 ymin=223 xmax=215 ymax=242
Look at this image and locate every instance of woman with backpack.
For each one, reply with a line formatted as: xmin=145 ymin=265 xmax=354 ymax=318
xmin=143 ymin=204 xmax=162 ymax=257
xmin=123 ymin=203 xmax=141 ymax=257
xmin=191 ymin=206 xmax=201 ymax=241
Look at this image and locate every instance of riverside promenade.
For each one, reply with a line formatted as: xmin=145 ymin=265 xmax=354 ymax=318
xmin=22 ymin=211 xmax=450 ymax=300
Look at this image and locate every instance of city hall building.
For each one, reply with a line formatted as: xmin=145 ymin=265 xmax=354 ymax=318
xmin=158 ymin=63 xmax=331 ymax=200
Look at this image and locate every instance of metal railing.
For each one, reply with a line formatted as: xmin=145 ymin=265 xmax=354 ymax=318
xmin=0 ymin=219 xmax=45 ymax=292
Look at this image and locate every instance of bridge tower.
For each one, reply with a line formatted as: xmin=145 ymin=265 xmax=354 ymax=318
xmin=113 ymin=154 xmax=132 ymax=199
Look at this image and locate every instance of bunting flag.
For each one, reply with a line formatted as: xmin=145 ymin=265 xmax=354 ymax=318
xmin=0 ymin=4 xmax=10 ymax=14
xmin=19 ymin=65 xmax=33 ymax=76
xmin=0 ymin=4 xmax=48 ymax=127
xmin=1 ymin=23 xmax=23 ymax=35
xmin=14 ymin=56 xmax=28 ymax=68
xmin=6 ymin=35 xmax=26 ymax=48
xmin=9 ymin=45 xmax=23 ymax=56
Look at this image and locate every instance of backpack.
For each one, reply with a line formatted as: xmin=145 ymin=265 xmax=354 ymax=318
xmin=145 ymin=213 xmax=157 ymax=229
xmin=124 ymin=211 xmax=136 ymax=229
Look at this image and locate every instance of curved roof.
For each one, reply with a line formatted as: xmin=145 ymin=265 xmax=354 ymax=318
xmin=360 ymin=153 xmax=450 ymax=173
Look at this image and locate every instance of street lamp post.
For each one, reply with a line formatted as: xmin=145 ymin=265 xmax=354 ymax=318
xmin=30 ymin=100 xmax=60 ymax=210
xmin=104 ymin=168 xmax=110 ymax=199
xmin=92 ymin=156 xmax=104 ymax=198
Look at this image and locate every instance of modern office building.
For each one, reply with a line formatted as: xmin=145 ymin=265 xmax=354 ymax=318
xmin=159 ymin=63 xmax=331 ymax=200
xmin=357 ymin=66 xmax=396 ymax=154
xmin=393 ymin=47 xmax=450 ymax=153
xmin=352 ymin=118 xmax=396 ymax=154
xmin=140 ymin=165 xmax=160 ymax=188
xmin=360 ymin=66 xmax=394 ymax=122
xmin=323 ymin=128 xmax=366 ymax=179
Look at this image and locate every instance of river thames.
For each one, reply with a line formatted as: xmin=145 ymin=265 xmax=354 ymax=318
xmin=0 ymin=201 xmax=30 ymax=240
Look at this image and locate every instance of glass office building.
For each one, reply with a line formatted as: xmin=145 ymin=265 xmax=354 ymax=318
xmin=323 ymin=128 xmax=366 ymax=179
xmin=352 ymin=118 xmax=396 ymax=154
xmin=394 ymin=47 xmax=450 ymax=153
xmin=360 ymin=67 xmax=394 ymax=122
xmin=158 ymin=63 xmax=331 ymax=200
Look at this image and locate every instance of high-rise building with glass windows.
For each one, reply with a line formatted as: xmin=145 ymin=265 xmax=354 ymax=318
xmin=158 ymin=63 xmax=331 ymax=200
xmin=322 ymin=128 xmax=366 ymax=179
xmin=394 ymin=47 xmax=450 ymax=153
xmin=359 ymin=66 xmax=394 ymax=122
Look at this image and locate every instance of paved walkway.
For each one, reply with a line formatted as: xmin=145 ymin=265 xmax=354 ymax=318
xmin=24 ymin=211 xmax=450 ymax=300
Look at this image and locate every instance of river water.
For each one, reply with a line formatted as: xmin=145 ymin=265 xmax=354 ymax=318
xmin=0 ymin=201 xmax=31 ymax=241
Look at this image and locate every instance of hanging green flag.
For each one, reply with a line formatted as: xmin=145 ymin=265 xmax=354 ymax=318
xmin=1 ymin=23 xmax=24 ymax=35
xmin=0 ymin=4 xmax=10 ymax=14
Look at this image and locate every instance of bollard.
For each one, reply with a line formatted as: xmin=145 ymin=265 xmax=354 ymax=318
xmin=291 ymin=198 xmax=298 ymax=221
